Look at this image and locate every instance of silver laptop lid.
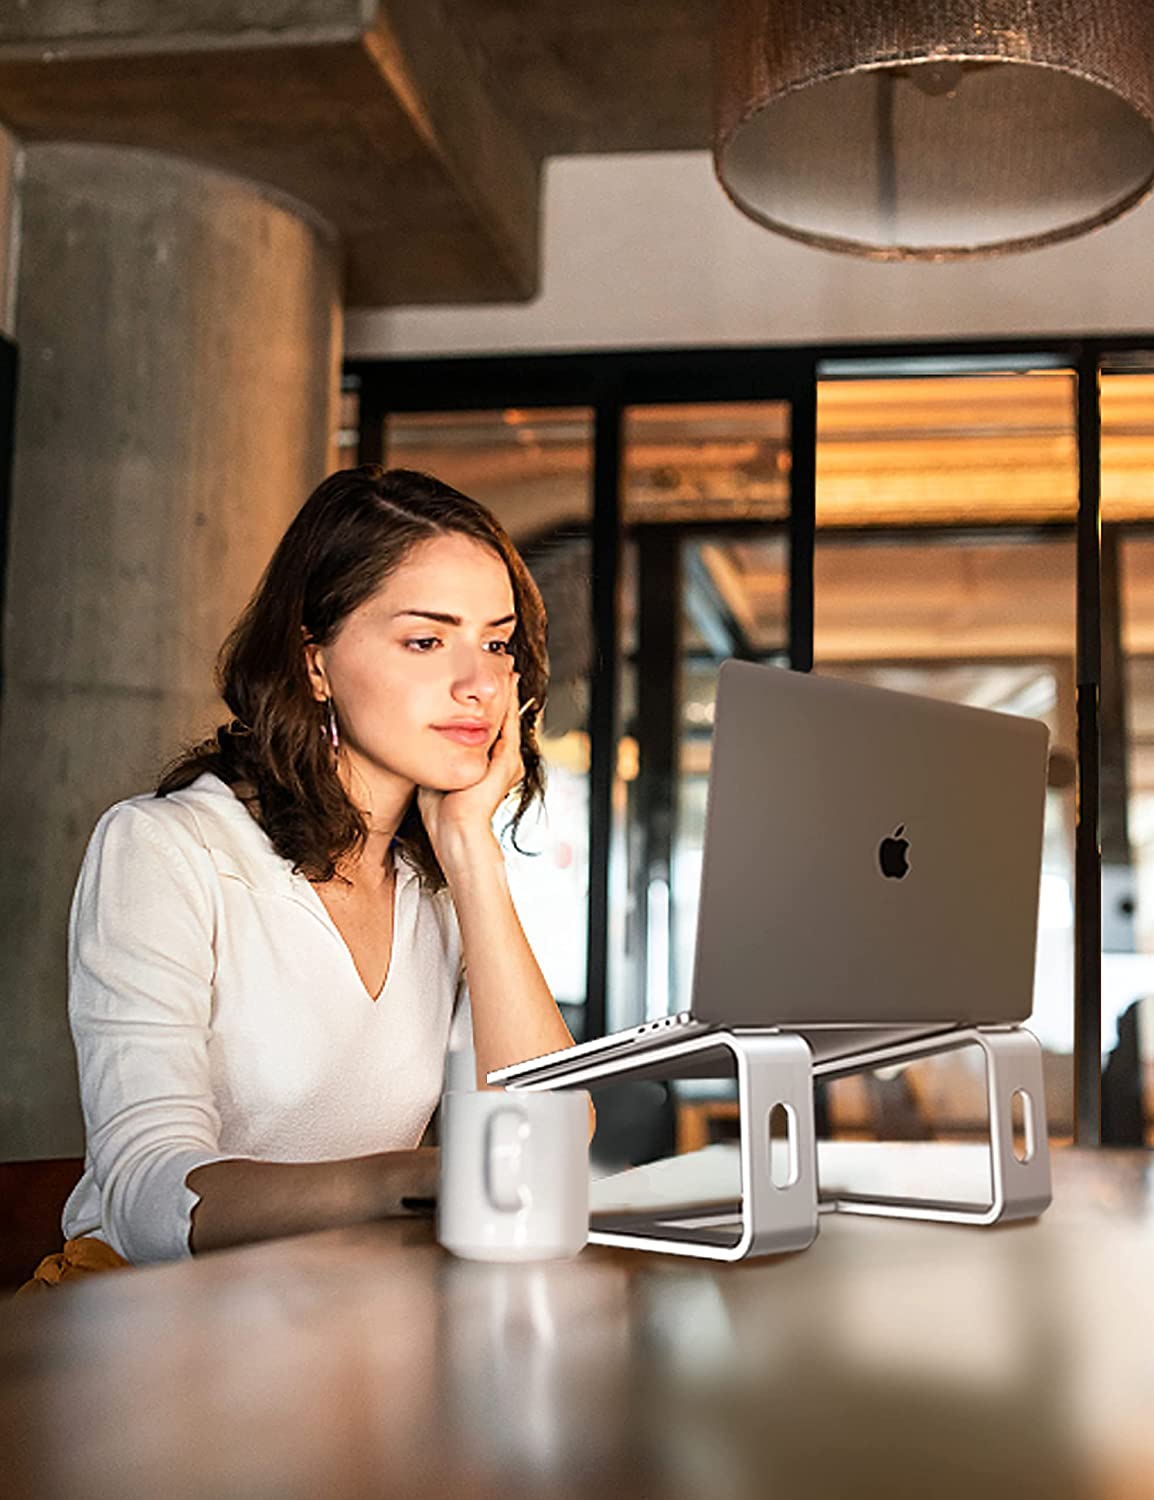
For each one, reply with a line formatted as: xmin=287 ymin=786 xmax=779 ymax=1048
xmin=690 ymin=661 xmax=1050 ymax=1028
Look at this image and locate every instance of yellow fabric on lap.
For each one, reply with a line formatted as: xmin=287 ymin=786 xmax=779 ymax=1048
xmin=16 ymin=1236 xmax=131 ymax=1296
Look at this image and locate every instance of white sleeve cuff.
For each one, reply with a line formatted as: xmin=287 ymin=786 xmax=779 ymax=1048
xmin=102 ymin=1147 xmax=248 ymax=1263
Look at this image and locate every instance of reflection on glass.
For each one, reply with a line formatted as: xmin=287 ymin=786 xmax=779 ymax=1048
xmin=608 ymin=552 xmax=638 ymax=1037
xmin=682 ymin=536 xmax=787 ymax=658
xmin=814 ymin=539 xmax=1078 ymax=660
xmin=385 ymin=408 xmax=594 ymax=1014
xmin=814 ymin=366 xmax=1078 ymax=1142
xmin=1102 ymin=365 xmax=1154 ymax=1140
xmin=614 ymin=399 xmax=793 ymax=1041
xmin=675 ymin=536 xmax=789 ymax=1019
xmin=624 ymin=403 xmax=790 ymax=522
xmin=1102 ymin=373 xmax=1154 ymax=522
xmin=814 ymin=532 xmax=1077 ymax=1141
xmin=817 ymin=371 xmax=1077 ymax=527
xmin=336 ymin=381 xmax=360 ymax=470
xmin=1114 ymin=534 xmax=1154 ymax=1142
xmin=387 ymin=407 xmax=592 ymax=545
xmin=617 ymin=401 xmax=792 ymax=1039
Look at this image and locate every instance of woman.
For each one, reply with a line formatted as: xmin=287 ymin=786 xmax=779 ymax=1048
xmin=46 ymin=464 xmax=584 ymax=1272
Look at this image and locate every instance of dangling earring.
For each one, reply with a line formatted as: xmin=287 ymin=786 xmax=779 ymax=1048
xmin=324 ymin=696 xmax=340 ymax=753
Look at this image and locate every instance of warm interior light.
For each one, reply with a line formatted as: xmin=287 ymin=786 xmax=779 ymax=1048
xmin=714 ymin=0 xmax=1154 ymax=257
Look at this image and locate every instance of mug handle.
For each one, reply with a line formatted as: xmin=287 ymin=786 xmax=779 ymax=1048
xmin=485 ymin=1107 xmax=531 ymax=1214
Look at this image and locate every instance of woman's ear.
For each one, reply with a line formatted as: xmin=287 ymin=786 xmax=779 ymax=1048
xmin=301 ymin=628 xmax=329 ymax=703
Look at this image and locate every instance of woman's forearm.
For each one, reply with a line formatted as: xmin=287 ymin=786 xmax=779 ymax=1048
xmin=439 ymin=828 xmax=596 ymax=1137
xmin=185 ymin=1147 xmax=439 ymax=1255
xmin=440 ymin=829 xmax=574 ymax=1083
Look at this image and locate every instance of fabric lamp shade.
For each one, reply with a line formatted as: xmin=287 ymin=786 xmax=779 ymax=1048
xmin=714 ymin=0 xmax=1154 ymax=258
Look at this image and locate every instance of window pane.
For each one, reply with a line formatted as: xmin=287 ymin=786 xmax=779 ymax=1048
xmin=815 ymin=538 xmax=1078 ymax=659
xmin=385 ymin=408 xmax=594 ymax=1018
xmin=1101 ymin=363 xmax=1154 ymax=1140
xmin=615 ymin=401 xmax=792 ymax=1035
xmin=609 ymin=542 xmax=639 ymax=1035
xmin=336 ymin=379 xmax=360 ymax=470
xmin=1114 ymin=533 xmax=1154 ymax=1143
xmin=814 ymin=532 xmax=1077 ymax=1142
xmin=625 ymin=403 xmax=790 ymax=523
xmin=1103 ymin=371 xmax=1154 ymax=522
xmin=817 ymin=372 xmax=1078 ymax=528
xmin=683 ymin=536 xmax=788 ymax=658
xmin=676 ymin=536 xmax=789 ymax=1019
xmin=386 ymin=408 xmax=592 ymax=545
xmin=815 ymin=366 xmax=1077 ymax=1142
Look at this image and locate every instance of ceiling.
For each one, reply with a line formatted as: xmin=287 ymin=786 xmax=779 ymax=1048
xmin=0 ymin=1 xmax=718 ymax=306
xmin=445 ymin=0 xmax=715 ymax=155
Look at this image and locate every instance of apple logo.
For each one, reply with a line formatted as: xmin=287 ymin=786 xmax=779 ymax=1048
xmin=878 ymin=825 xmax=910 ymax=880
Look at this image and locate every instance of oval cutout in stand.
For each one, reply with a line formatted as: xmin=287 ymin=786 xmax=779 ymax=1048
xmin=1011 ymin=1088 xmax=1035 ymax=1164
xmin=768 ymin=1102 xmax=799 ymax=1188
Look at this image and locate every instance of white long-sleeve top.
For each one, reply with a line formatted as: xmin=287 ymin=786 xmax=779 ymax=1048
xmin=62 ymin=772 xmax=468 ymax=1264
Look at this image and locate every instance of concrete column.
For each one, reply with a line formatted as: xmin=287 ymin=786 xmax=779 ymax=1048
xmin=0 ymin=144 xmax=341 ymax=1157
xmin=0 ymin=123 xmax=19 ymax=336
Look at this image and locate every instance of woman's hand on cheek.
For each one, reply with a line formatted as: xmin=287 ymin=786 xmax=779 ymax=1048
xmin=417 ymin=671 xmax=524 ymax=873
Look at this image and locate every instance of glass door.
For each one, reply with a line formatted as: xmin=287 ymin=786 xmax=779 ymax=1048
xmin=814 ymin=362 xmax=1079 ymax=1143
xmin=615 ymin=400 xmax=793 ymax=1032
xmin=1101 ymin=362 xmax=1154 ymax=1143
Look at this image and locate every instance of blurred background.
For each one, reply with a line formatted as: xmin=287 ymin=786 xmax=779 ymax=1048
xmin=352 ymin=355 xmax=1154 ymax=1158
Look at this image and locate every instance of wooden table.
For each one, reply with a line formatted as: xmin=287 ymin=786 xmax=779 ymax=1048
xmin=3 ymin=1147 xmax=1154 ymax=1500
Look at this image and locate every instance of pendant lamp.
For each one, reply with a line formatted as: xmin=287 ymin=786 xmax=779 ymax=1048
xmin=714 ymin=0 xmax=1154 ymax=258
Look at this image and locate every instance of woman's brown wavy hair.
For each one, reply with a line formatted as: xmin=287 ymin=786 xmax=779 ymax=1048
xmin=156 ymin=465 xmax=549 ymax=890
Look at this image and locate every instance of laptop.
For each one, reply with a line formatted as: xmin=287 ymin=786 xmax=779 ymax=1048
xmin=489 ymin=660 xmax=1050 ymax=1087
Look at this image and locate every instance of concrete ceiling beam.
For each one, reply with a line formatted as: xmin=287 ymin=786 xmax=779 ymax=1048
xmin=0 ymin=0 xmax=541 ymax=306
xmin=447 ymin=0 xmax=714 ymax=156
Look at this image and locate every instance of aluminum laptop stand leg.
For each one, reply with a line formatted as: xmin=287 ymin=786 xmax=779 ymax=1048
xmin=810 ymin=1024 xmax=1052 ymax=1225
xmin=508 ymin=1030 xmax=819 ymax=1262
xmin=505 ymin=1024 xmax=1048 ymax=1259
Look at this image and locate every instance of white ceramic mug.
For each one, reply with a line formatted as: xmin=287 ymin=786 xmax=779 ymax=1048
xmin=437 ymin=1089 xmax=590 ymax=1261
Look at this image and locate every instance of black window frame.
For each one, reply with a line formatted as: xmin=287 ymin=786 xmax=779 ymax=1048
xmin=348 ymin=332 xmax=1154 ymax=1146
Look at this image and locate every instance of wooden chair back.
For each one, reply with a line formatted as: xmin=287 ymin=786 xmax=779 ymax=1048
xmin=0 ymin=1158 xmax=84 ymax=1290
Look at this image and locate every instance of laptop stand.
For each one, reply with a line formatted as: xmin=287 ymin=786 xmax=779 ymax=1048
xmin=508 ymin=1029 xmax=819 ymax=1262
xmin=503 ymin=1023 xmax=1051 ymax=1260
xmin=810 ymin=1024 xmax=1052 ymax=1226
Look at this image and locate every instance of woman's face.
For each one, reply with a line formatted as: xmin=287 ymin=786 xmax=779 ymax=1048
xmin=305 ymin=531 xmax=518 ymax=794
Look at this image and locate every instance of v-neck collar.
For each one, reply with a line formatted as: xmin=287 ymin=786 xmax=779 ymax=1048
xmin=175 ymin=780 xmax=420 ymax=1002
xmin=296 ymin=859 xmax=407 ymax=1004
